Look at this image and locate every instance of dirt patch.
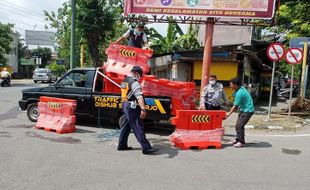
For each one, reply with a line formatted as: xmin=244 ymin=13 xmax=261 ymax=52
xmin=248 ymin=114 xmax=307 ymax=130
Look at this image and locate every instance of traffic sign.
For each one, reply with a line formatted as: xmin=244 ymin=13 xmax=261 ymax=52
xmin=285 ymin=48 xmax=303 ymax=65
xmin=289 ymin=37 xmax=310 ymax=49
xmin=32 ymin=52 xmax=39 ymax=58
xmin=267 ymin=43 xmax=285 ymax=61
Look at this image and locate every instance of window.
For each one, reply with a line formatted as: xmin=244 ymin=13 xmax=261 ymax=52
xmin=59 ymin=71 xmax=87 ymax=87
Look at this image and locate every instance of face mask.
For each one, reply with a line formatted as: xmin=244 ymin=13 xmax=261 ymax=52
xmin=135 ymin=30 xmax=142 ymax=35
xmin=209 ymin=80 xmax=216 ymax=85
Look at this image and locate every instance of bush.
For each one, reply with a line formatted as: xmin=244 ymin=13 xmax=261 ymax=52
xmin=48 ymin=61 xmax=66 ymax=77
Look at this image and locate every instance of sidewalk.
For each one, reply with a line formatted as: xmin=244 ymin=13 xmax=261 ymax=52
xmin=223 ymin=112 xmax=310 ymax=130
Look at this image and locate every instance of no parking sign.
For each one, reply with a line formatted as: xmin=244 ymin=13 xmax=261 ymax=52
xmin=267 ymin=43 xmax=285 ymax=61
xmin=284 ymin=48 xmax=303 ymax=65
xmin=266 ymin=42 xmax=285 ymax=119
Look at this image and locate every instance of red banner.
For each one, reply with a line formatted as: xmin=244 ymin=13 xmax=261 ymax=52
xmin=124 ymin=0 xmax=276 ymax=19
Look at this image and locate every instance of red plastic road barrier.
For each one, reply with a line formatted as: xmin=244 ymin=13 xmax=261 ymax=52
xmin=170 ymin=110 xmax=226 ymax=150
xmin=142 ymin=75 xmax=197 ymax=115
xmin=35 ymin=96 xmax=77 ymax=134
xmin=170 ymin=128 xmax=224 ymax=145
xmin=104 ymin=43 xmax=153 ymax=75
xmin=171 ymin=110 xmax=226 ymax=130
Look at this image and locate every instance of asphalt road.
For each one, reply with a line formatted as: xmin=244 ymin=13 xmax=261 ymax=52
xmin=0 ymin=80 xmax=310 ymax=190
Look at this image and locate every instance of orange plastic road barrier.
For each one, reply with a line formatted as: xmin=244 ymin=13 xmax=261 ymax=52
xmin=35 ymin=96 xmax=77 ymax=134
xmin=142 ymin=75 xmax=197 ymax=115
xmin=171 ymin=110 xmax=226 ymax=130
xmin=104 ymin=43 xmax=153 ymax=75
xmin=170 ymin=110 xmax=226 ymax=150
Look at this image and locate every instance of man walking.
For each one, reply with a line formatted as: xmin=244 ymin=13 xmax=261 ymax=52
xmin=225 ymin=77 xmax=255 ymax=148
xmin=118 ymin=66 xmax=158 ymax=155
xmin=199 ymin=74 xmax=228 ymax=110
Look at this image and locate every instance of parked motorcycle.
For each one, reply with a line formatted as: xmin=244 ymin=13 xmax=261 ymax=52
xmin=275 ymin=83 xmax=300 ymax=99
xmin=0 ymin=77 xmax=11 ymax=87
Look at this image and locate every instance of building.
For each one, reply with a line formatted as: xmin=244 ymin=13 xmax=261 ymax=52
xmin=149 ymin=42 xmax=272 ymax=102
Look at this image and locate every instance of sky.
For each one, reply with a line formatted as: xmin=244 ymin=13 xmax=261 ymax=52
xmin=0 ymin=0 xmax=184 ymax=48
xmin=0 ymin=0 xmax=66 ymax=38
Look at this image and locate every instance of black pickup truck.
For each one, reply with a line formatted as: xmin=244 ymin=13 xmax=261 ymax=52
xmin=19 ymin=68 xmax=171 ymax=123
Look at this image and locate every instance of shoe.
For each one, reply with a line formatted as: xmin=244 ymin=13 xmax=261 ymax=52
xmin=117 ymin=146 xmax=133 ymax=151
xmin=142 ymin=148 xmax=159 ymax=155
xmin=234 ymin=142 xmax=245 ymax=148
xmin=228 ymin=139 xmax=238 ymax=145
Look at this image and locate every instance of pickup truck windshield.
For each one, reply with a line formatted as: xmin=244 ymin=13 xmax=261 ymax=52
xmin=59 ymin=71 xmax=87 ymax=87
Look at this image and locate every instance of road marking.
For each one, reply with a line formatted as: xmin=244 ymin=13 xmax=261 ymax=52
xmin=247 ymin=134 xmax=310 ymax=137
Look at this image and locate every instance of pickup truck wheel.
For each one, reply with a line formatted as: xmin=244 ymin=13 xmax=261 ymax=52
xmin=33 ymin=80 xmax=37 ymax=83
xmin=27 ymin=103 xmax=39 ymax=122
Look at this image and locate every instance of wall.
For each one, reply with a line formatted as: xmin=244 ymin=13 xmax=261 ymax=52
xmin=193 ymin=61 xmax=240 ymax=102
xmin=193 ymin=61 xmax=239 ymax=81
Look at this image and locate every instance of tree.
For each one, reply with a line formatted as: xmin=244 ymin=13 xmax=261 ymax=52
xmin=31 ymin=47 xmax=52 ymax=67
xmin=148 ymin=17 xmax=184 ymax=54
xmin=261 ymin=0 xmax=310 ymax=77
xmin=48 ymin=61 xmax=66 ymax=77
xmin=148 ymin=18 xmax=200 ymax=54
xmin=175 ymin=24 xmax=201 ymax=51
xmin=45 ymin=0 xmax=125 ymax=67
xmin=0 ymin=22 xmax=13 ymax=65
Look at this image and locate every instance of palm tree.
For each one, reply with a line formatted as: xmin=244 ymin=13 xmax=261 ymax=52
xmin=175 ymin=23 xmax=201 ymax=50
xmin=148 ymin=18 xmax=200 ymax=54
xmin=148 ymin=17 xmax=184 ymax=54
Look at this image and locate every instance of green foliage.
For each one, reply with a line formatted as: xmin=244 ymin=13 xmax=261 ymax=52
xmin=0 ymin=22 xmax=13 ymax=65
xmin=264 ymin=0 xmax=310 ymax=43
xmin=262 ymin=0 xmax=310 ymax=77
xmin=175 ymin=24 xmax=201 ymax=51
xmin=48 ymin=61 xmax=66 ymax=77
xmin=45 ymin=0 xmax=125 ymax=67
xmin=149 ymin=17 xmax=200 ymax=54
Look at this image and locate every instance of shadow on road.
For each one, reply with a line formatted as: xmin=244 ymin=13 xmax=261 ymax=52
xmin=244 ymin=141 xmax=272 ymax=148
xmin=0 ymin=106 xmax=20 ymax=121
xmin=255 ymin=98 xmax=287 ymax=113
xmin=148 ymin=138 xmax=179 ymax=158
xmin=25 ymin=131 xmax=81 ymax=144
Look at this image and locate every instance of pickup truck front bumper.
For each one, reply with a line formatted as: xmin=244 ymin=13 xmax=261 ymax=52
xmin=19 ymin=100 xmax=28 ymax=111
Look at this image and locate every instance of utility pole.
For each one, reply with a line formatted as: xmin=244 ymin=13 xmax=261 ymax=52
xmin=70 ymin=0 xmax=76 ymax=70
xmin=200 ymin=18 xmax=215 ymax=94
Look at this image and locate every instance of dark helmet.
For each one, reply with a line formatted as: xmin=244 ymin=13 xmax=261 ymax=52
xmin=131 ymin=66 xmax=143 ymax=77
xmin=136 ymin=23 xmax=145 ymax=30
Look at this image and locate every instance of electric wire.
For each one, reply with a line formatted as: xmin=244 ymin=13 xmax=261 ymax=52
xmin=0 ymin=0 xmax=43 ymax=17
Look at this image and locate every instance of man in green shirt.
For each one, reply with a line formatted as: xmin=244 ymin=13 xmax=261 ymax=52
xmin=225 ymin=77 xmax=255 ymax=148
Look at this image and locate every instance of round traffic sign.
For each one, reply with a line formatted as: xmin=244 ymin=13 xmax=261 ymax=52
xmin=285 ymin=48 xmax=303 ymax=65
xmin=267 ymin=43 xmax=285 ymax=61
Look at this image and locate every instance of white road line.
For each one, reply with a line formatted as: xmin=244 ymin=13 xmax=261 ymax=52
xmin=247 ymin=134 xmax=310 ymax=137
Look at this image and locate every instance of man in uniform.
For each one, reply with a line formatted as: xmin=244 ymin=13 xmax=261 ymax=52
xmin=199 ymin=74 xmax=228 ymax=110
xmin=115 ymin=23 xmax=149 ymax=49
xmin=117 ymin=66 xmax=158 ymax=155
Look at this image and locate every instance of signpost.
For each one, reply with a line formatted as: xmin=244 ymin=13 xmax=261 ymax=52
xmin=266 ymin=43 xmax=285 ymax=119
xmin=285 ymin=48 xmax=303 ymax=116
xmin=290 ymin=37 xmax=310 ymax=100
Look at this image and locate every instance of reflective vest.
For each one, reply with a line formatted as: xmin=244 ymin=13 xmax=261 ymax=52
xmin=121 ymin=76 xmax=137 ymax=101
xmin=128 ymin=30 xmax=144 ymax=48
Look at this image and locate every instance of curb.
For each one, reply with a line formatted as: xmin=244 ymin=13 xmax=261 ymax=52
xmin=245 ymin=125 xmax=284 ymax=130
